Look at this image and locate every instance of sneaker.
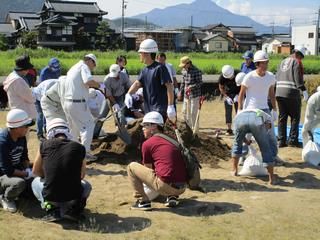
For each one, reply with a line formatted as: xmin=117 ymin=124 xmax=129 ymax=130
xmin=131 ymin=200 xmax=152 ymax=211
xmin=86 ymin=153 xmax=98 ymax=163
xmin=0 ymin=197 xmax=17 ymax=213
xmin=226 ymin=129 xmax=234 ymax=136
xmin=41 ymin=208 xmax=62 ymax=222
xmin=164 ymin=196 xmax=179 ymax=207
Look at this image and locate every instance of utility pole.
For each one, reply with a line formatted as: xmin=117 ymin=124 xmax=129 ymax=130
xmin=190 ymin=15 xmax=193 ymax=31
xmin=289 ymin=18 xmax=292 ymax=37
xmin=145 ymin=16 xmax=148 ymax=30
xmin=315 ymin=6 xmax=320 ymax=55
xmin=121 ymin=0 xmax=127 ymax=37
xmin=271 ymin=21 xmax=275 ymax=38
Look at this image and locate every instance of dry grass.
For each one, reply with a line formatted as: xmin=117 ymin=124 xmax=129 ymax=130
xmin=0 ymin=100 xmax=320 ymax=240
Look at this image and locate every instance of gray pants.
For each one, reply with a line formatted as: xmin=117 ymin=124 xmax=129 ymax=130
xmin=0 ymin=175 xmax=26 ymax=201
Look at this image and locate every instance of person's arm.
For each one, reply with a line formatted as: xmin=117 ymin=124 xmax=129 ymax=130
xmin=268 ymin=84 xmax=277 ymax=111
xmin=13 ymin=79 xmax=35 ymax=103
xmin=219 ymin=84 xmax=227 ymax=98
xmin=81 ymin=65 xmax=100 ymax=89
xmin=81 ymin=158 xmax=86 ymax=179
xmin=293 ymin=59 xmax=306 ymax=91
xmin=32 ymin=149 xmax=44 ymax=177
xmin=238 ymin=85 xmax=247 ymax=110
xmin=128 ymin=80 xmax=142 ymax=94
xmin=165 ymin=82 xmax=174 ymax=105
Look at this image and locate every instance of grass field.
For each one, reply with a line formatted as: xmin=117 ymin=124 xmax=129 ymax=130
xmin=0 ymin=49 xmax=320 ymax=75
xmin=1 ymin=100 xmax=320 ymax=240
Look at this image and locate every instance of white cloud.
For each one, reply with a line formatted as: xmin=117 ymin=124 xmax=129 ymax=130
xmin=225 ymin=0 xmax=251 ymax=16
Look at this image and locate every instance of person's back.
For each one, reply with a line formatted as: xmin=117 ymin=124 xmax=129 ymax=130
xmin=104 ymin=72 xmax=131 ymax=98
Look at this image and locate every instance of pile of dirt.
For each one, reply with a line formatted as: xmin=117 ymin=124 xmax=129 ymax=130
xmin=94 ymin=120 xmax=230 ymax=167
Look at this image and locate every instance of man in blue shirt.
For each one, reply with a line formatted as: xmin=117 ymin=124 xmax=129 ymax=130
xmin=240 ymin=51 xmax=256 ymax=74
xmin=0 ymin=109 xmax=34 ymax=213
xmin=39 ymin=58 xmax=61 ymax=82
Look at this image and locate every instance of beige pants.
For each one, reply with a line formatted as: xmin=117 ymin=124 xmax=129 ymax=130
xmin=127 ymin=162 xmax=186 ymax=202
xmin=182 ymin=96 xmax=199 ymax=130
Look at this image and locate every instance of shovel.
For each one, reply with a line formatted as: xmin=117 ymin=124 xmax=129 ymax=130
xmin=193 ymin=96 xmax=205 ymax=136
xmin=107 ymin=100 xmax=131 ymax=145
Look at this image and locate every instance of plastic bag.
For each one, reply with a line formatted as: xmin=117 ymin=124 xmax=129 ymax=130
xmin=143 ymin=183 xmax=159 ymax=201
xmin=238 ymin=145 xmax=268 ymax=176
xmin=302 ymin=140 xmax=320 ymax=166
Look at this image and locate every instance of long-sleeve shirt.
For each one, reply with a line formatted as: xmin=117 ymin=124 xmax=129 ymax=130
xmin=180 ymin=65 xmax=203 ymax=99
xmin=39 ymin=66 xmax=61 ymax=82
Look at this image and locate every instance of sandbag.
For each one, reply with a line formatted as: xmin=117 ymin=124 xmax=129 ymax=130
xmin=143 ymin=183 xmax=159 ymax=201
xmin=302 ymin=140 xmax=320 ymax=166
xmin=238 ymin=145 xmax=268 ymax=176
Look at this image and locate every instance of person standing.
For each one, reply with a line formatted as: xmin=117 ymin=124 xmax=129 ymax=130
xmin=39 ymin=58 xmax=61 ymax=82
xmin=218 ymin=65 xmax=240 ymax=135
xmin=61 ymin=54 xmax=104 ymax=162
xmin=275 ymin=46 xmax=308 ymax=148
xmin=3 ymin=56 xmax=36 ymax=120
xmin=240 ymin=51 xmax=256 ymax=74
xmin=0 ymin=109 xmax=34 ymax=213
xmin=177 ymin=56 xmax=203 ymax=130
xmin=125 ymin=39 xmax=175 ymax=123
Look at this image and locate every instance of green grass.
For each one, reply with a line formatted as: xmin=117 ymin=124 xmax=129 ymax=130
xmin=0 ymin=48 xmax=320 ymax=75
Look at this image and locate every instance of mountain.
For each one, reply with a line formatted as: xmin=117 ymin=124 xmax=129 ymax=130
xmin=0 ymin=0 xmax=44 ymax=22
xmin=132 ymin=0 xmax=288 ymax=34
xmin=107 ymin=17 xmax=159 ymax=31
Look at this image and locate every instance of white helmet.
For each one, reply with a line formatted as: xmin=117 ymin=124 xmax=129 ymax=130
xmin=142 ymin=111 xmax=164 ymax=126
xmin=235 ymin=72 xmax=246 ymax=86
xmin=294 ymin=45 xmax=307 ymax=57
xmin=88 ymin=88 xmax=97 ymax=99
xmin=85 ymin=53 xmax=97 ymax=65
xmin=222 ymin=65 xmax=234 ymax=79
xmin=253 ymin=50 xmax=269 ymax=63
xmin=109 ymin=64 xmax=120 ymax=78
xmin=138 ymin=39 xmax=158 ymax=53
xmin=6 ymin=109 xmax=33 ymax=128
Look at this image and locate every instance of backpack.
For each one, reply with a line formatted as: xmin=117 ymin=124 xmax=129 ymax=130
xmin=154 ymin=133 xmax=202 ymax=189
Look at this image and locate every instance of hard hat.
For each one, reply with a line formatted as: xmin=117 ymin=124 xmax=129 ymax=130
xmin=142 ymin=111 xmax=164 ymax=126
xmin=317 ymin=86 xmax=320 ymax=92
xmin=235 ymin=72 xmax=246 ymax=86
xmin=109 ymin=64 xmax=121 ymax=78
xmin=6 ymin=109 xmax=33 ymax=128
xmin=253 ymin=50 xmax=269 ymax=63
xmin=294 ymin=46 xmax=307 ymax=57
xmin=138 ymin=39 xmax=158 ymax=53
xmin=46 ymin=118 xmax=69 ymax=134
xmin=179 ymin=56 xmax=191 ymax=68
xmin=88 ymin=88 xmax=97 ymax=99
xmin=222 ymin=65 xmax=234 ymax=79
xmin=242 ymin=51 xmax=253 ymax=59
xmin=85 ymin=53 xmax=97 ymax=65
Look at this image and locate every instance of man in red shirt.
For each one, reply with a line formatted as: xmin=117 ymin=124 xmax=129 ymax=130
xmin=127 ymin=111 xmax=187 ymax=210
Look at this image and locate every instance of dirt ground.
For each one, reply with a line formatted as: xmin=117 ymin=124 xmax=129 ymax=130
xmin=1 ymin=100 xmax=320 ymax=240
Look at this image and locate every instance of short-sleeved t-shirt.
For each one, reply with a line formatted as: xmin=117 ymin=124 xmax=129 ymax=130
xmin=242 ymin=70 xmax=276 ymax=110
xmin=41 ymin=138 xmax=86 ymax=202
xmin=63 ymin=60 xmax=92 ymax=100
xmin=218 ymin=70 xmax=240 ymax=95
xmin=142 ymin=135 xmax=187 ymax=184
xmin=137 ymin=61 xmax=172 ymax=114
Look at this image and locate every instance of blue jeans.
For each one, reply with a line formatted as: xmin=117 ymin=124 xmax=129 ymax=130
xmin=35 ymin=100 xmax=46 ymax=136
xmin=31 ymin=177 xmax=92 ymax=209
xmin=261 ymin=108 xmax=278 ymax=158
xmin=232 ymin=111 xmax=274 ymax=166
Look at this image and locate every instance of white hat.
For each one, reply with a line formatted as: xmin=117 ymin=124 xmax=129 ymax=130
xmin=6 ymin=109 xmax=33 ymax=128
xmin=109 ymin=64 xmax=121 ymax=78
xmin=235 ymin=72 xmax=246 ymax=86
xmin=222 ymin=65 xmax=234 ymax=79
xmin=142 ymin=111 xmax=164 ymax=126
xmin=253 ymin=50 xmax=269 ymax=63
xmin=138 ymin=39 xmax=158 ymax=53
xmin=85 ymin=53 xmax=97 ymax=65
xmin=294 ymin=46 xmax=307 ymax=57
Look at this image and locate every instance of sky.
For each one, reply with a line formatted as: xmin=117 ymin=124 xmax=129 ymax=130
xmin=83 ymin=0 xmax=319 ymax=27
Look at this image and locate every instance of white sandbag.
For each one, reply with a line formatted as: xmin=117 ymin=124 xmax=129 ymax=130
xmin=302 ymin=140 xmax=320 ymax=166
xmin=238 ymin=145 xmax=268 ymax=176
xmin=143 ymin=183 xmax=159 ymax=201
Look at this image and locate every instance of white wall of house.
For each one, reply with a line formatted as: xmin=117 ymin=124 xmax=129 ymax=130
xmin=292 ymin=25 xmax=320 ymax=55
xmin=203 ymin=36 xmax=228 ymax=52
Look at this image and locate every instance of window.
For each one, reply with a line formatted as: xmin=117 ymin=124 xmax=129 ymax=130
xmin=308 ymin=32 xmax=314 ymax=38
xmin=62 ymin=26 xmax=72 ymax=35
xmin=215 ymin=42 xmax=222 ymax=49
xmin=74 ymin=13 xmax=83 ymax=17
xmin=84 ymin=17 xmax=97 ymax=23
xmin=46 ymin=26 xmax=51 ymax=35
xmin=52 ymin=28 xmax=62 ymax=36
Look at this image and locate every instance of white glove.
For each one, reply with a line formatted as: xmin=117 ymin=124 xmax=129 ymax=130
xmin=131 ymin=93 xmax=140 ymax=101
xmin=245 ymin=133 xmax=253 ymax=141
xmin=24 ymin=168 xmax=34 ymax=180
xmin=167 ymin=105 xmax=176 ymax=122
xmin=174 ymin=88 xmax=179 ymax=96
xmin=303 ymin=90 xmax=309 ymax=101
xmin=225 ymin=97 xmax=234 ymax=105
xmin=99 ymin=83 xmax=106 ymax=92
xmin=124 ymin=93 xmax=133 ymax=108
xmin=233 ymin=95 xmax=238 ymax=103
xmin=248 ymin=145 xmax=257 ymax=155
xmin=271 ymin=109 xmax=278 ymax=122
xmin=113 ymin=103 xmax=121 ymax=112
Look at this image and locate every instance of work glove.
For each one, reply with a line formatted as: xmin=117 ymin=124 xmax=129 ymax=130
xmin=225 ymin=96 xmax=234 ymax=106
xmin=167 ymin=105 xmax=176 ymax=122
xmin=124 ymin=93 xmax=133 ymax=108
xmin=303 ymin=91 xmax=309 ymax=101
xmin=131 ymin=93 xmax=140 ymax=101
xmin=113 ymin=103 xmax=121 ymax=112
xmin=271 ymin=109 xmax=278 ymax=122
xmin=24 ymin=168 xmax=34 ymax=180
xmin=248 ymin=145 xmax=257 ymax=155
xmin=233 ymin=95 xmax=239 ymax=103
xmin=99 ymin=83 xmax=106 ymax=94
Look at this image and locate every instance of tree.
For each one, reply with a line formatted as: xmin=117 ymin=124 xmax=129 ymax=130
xmin=20 ymin=31 xmax=38 ymax=49
xmin=0 ymin=34 xmax=8 ymax=50
xmin=74 ymin=26 xmax=90 ymax=50
xmin=95 ymin=20 xmax=124 ymax=51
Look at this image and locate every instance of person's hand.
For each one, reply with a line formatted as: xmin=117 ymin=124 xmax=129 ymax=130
xmin=99 ymin=83 xmax=106 ymax=92
xmin=24 ymin=168 xmax=34 ymax=180
xmin=113 ymin=103 xmax=121 ymax=112
xmin=131 ymin=93 xmax=140 ymax=101
xmin=167 ymin=105 xmax=176 ymax=123
xmin=271 ymin=109 xmax=278 ymax=122
xmin=124 ymin=93 xmax=133 ymax=108
xmin=225 ymin=97 xmax=234 ymax=105
xmin=303 ymin=90 xmax=309 ymax=101
xmin=233 ymin=95 xmax=238 ymax=103
xmin=177 ymin=92 xmax=183 ymax=101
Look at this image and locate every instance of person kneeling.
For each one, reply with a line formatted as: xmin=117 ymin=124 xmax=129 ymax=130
xmin=32 ymin=118 xmax=91 ymax=222
xmin=127 ymin=111 xmax=187 ymax=211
